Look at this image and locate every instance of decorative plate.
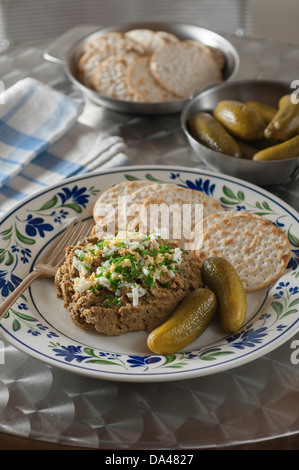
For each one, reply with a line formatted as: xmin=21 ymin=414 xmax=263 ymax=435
xmin=0 ymin=166 xmax=298 ymax=382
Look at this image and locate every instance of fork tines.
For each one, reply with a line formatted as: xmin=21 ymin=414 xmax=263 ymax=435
xmin=40 ymin=218 xmax=93 ymax=267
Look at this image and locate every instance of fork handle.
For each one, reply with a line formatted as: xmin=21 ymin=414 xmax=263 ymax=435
xmin=0 ymin=271 xmax=43 ymax=320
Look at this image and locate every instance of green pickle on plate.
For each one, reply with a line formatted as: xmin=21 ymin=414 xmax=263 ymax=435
xmin=202 ymin=256 xmax=247 ymax=334
xmin=147 ymin=288 xmax=217 ymax=354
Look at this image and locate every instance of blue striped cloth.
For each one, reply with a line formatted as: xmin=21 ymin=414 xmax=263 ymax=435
xmin=0 ymin=78 xmax=130 ymax=214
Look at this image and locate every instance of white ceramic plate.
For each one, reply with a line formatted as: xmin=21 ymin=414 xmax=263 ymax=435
xmin=0 ymin=165 xmax=298 ymax=382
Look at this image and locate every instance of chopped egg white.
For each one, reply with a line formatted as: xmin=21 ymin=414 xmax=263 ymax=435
xmin=73 ymin=276 xmax=92 ymax=293
xmin=71 ymin=231 xmax=183 ymax=306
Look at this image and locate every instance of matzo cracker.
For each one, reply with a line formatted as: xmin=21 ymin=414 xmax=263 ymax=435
xmin=150 ymin=40 xmax=222 ymax=98
xmin=197 ymin=214 xmax=291 ymax=291
xmin=127 ymin=57 xmax=177 ymax=102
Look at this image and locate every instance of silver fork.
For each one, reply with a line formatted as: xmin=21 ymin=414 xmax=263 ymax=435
xmin=0 ymin=217 xmax=94 ymax=320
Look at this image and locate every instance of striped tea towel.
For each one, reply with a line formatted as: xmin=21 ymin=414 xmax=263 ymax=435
xmin=0 ymin=77 xmax=84 ymax=187
xmin=0 ymin=78 xmax=130 ymax=214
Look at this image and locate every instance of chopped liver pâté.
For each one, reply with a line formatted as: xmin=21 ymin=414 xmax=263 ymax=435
xmin=55 ymin=231 xmax=202 ymax=336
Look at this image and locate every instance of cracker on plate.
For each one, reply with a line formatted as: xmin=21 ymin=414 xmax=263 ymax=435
xmin=93 ymin=180 xmax=150 ymax=223
xmin=142 ymin=185 xmax=222 ymax=218
xmin=93 ymin=181 xmax=170 ymax=236
xmin=202 ymin=209 xmax=252 ymax=230
xmin=197 ymin=214 xmax=291 ymax=292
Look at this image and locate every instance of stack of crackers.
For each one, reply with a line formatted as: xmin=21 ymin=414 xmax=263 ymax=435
xmin=76 ymin=28 xmax=224 ymax=102
xmin=92 ymin=180 xmax=291 ymax=293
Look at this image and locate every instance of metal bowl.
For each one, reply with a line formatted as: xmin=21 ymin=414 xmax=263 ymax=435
xmin=181 ymin=79 xmax=299 ymax=186
xmin=45 ymin=22 xmax=239 ymax=115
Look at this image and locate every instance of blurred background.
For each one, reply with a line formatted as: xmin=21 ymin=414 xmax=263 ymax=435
xmin=0 ymin=0 xmax=298 ymax=53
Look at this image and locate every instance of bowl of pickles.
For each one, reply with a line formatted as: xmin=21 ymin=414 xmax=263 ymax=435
xmin=181 ymin=79 xmax=299 ymax=186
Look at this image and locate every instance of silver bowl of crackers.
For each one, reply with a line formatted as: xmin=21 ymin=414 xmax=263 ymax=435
xmin=56 ymin=22 xmax=239 ymax=115
xmin=181 ymin=79 xmax=299 ymax=186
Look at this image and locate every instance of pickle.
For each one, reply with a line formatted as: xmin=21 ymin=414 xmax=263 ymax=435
xmin=253 ymin=134 xmax=299 ymax=161
xmin=278 ymin=94 xmax=293 ymax=109
xmin=214 ymin=100 xmax=265 ymax=141
xmin=147 ymin=288 xmax=217 ymax=354
xmin=245 ymin=100 xmax=277 ymax=124
xmin=188 ymin=112 xmax=241 ymax=157
xmin=235 ymin=138 xmax=258 ymax=159
xmin=201 ymin=256 xmax=247 ymax=334
xmin=264 ymin=94 xmax=299 ymax=141
xmin=252 ymin=137 xmax=279 ymax=150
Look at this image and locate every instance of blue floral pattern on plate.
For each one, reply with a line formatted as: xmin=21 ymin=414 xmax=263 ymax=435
xmin=0 ymin=167 xmax=298 ymax=381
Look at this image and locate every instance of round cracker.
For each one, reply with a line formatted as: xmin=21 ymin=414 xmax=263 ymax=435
xmin=197 ymin=214 xmax=291 ymax=292
xmin=142 ymin=186 xmax=222 ymax=219
xmin=90 ymin=56 xmax=143 ymax=101
xmin=155 ymin=31 xmax=179 ymax=44
xmin=150 ymin=40 xmax=222 ymax=98
xmin=93 ymin=180 xmax=151 ymax=223
xmin=124 ymin=182 xmax=171 ymax=231
xmin=125 ymin=29 xmax=166 ymax=54
xmin=127 ymin=181 xmax=169 ymax=202
xmin=87 ymin=32 xmax=145 ymax=57
xmin=77 ymin=32 xmax=145 ymax=88
xmin=125 ymin=29 xmax=179 ymax=54
xmin=77 ymin=32 xmax=124 ymax=71
xmin=208 ymin=46 xmax=226 ymax=70
xmin=81 ymin=51 xmax=141 ymax=88
xmin=202 ymin=209 xmax=251 ymax=230
xmin=78 ymin=32 xmax=141 ymax=74
xmin=93 ymin=181 xmax=170 ymax=234
xmin=127 ymin=56 xmax=177 ymax=102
